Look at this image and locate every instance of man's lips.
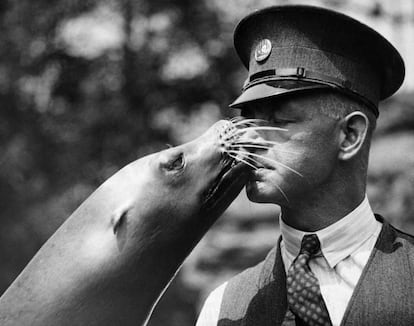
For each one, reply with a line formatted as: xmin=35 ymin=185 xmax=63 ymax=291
xmin=249 ymin=167 xmax=273 ymax=180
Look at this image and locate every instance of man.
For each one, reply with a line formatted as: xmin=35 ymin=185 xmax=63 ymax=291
xmin=197 ymin=5 xmax=413 ymax=326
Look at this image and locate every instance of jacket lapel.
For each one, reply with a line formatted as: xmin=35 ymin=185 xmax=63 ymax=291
xmin=340 ymin=216 xmax=414 ymax=325
xmin=255 ymin=236 xmax=288 ymax=326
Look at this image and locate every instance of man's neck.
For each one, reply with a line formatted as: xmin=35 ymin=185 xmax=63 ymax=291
xmin=280 ymin=190 xmax=365 ymax=232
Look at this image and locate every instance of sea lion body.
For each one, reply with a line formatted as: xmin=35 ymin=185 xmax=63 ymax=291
xmin=0 ymin=120 xmax=248 ymax=325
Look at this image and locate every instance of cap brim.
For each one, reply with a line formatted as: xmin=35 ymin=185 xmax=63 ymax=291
xmin=229 ymin=83 xmax=329 ymax=108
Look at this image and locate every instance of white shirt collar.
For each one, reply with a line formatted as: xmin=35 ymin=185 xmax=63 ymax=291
xmin=280 ymin=195 xmax=378 ymax=268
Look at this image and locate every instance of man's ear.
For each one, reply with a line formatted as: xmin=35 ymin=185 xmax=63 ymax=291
xmin=338 ymin=111 xmax=369 ymax=161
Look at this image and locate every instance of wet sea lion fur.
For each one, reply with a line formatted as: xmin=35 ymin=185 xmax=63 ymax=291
xmin=0 ymin=120 xmax=251 ymax=326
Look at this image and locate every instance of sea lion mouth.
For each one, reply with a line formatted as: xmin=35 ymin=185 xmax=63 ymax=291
xmin=202 ymin=158 xmax=248 ymax=210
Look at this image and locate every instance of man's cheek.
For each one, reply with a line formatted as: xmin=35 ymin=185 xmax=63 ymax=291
xmin=289 ymin=130 xmax=310 ymax=142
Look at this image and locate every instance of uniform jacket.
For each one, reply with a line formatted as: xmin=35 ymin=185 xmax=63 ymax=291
xmin=217 ymin=216 xmax=414 ymax=326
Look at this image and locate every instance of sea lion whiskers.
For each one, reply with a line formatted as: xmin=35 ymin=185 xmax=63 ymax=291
xmin=229 ymin=118 xmax=268 ymax=128
xmin=229 ymin=116 xmax=242 ymax=123
xmin=226 ymin=150 xmax=265 ymax=169
xmin=227 ymin=143 xmax=299 ymax=155
xmin=228 ymin=144 xmax=271 ymax=151
xmin=220 ymin=118 xmax=268 ymax=144
xmin=231 ymin=126 xmax=288 ymax=137
xmin=228 ymin=151 xmax=290 ymax=202
xmin=271 ymin=180 xmax=289 ymax=202
xmin=217 ymin=120 xmax=267 ymax=169
xmin=227 ymin=150 xmax=303 ymax=177
xmin=219 ymin=119 xmax=298 ymax=175
xmin=227 ymin=153 xmax=259 ymax=170
xmin=228 ymin=116 xmax=264 ymax=124
xmin=231 ymin=140 xmax=300 ymax=154
xmin=218 ymin=120 xmax=238 ymax=142
xmin=218 ymin=119 xmax=261 ymax=150
xmin=226 ymin=150 xmax=266 ymax=169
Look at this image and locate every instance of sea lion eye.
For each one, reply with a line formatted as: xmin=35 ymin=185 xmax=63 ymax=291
xmin=161 ymin=153 xmax=185 ymax=171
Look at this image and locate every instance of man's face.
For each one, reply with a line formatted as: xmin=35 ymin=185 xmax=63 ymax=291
xmin=241 ymin=93 xmax=342 ymax=207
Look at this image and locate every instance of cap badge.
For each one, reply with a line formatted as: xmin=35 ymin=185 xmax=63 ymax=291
xmin=254 ymin=39 xmax=272 ymax=62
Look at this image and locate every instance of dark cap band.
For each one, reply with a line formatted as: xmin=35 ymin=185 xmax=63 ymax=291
xmin=242 ymin=66 xmax=379 ymax=116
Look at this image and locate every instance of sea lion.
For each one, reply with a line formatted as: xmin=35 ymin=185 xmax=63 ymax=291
xmin=0 ymin=119 xmax=253 ymax=326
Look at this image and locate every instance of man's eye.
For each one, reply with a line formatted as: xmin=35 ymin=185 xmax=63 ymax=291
xmin=241 ymin=108 xmax=254 ymax=119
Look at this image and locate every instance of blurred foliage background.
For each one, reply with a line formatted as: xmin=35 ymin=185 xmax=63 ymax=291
xmin=0 ymin=0 xmax=413 ymax=325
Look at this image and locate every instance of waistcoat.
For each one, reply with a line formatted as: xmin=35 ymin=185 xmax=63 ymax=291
xmin=217 ymin=216 xmax=414 ymax=326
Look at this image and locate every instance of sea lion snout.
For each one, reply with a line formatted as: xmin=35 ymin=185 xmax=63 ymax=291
xmin=155 ymin=120 xmax=239 ymax=180
xmin=191 ymin=120 xmax=241 ymax=167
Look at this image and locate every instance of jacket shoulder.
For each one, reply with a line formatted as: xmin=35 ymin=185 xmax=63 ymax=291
xmin=390 ymin=224 xmax=414 ymax=243
xmin=218 ymin=246 xmax=277 ymax=323
xmin=388 ymin=223 xmax=414 ymax=262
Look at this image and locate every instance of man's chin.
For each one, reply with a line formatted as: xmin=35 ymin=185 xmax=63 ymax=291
xmin=245 ymin=180 xmax=279 ymax=204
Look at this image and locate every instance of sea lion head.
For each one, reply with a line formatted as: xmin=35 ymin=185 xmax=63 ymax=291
xmin=139 ymin=119 xmax=250 ymax=225
xmin=83 ymin=119 xmax=254 ymax=250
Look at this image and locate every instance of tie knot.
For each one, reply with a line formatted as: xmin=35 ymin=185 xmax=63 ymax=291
xmin=299 ymin=234 xmax=320 ymax=256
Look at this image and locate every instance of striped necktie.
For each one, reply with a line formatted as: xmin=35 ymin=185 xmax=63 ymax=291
xmin=286 ymin=234 xmax=332 ymax=326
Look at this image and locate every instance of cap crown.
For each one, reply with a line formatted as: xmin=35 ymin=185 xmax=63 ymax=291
xmin=233 ymin=5 xmax=405 ymax=112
